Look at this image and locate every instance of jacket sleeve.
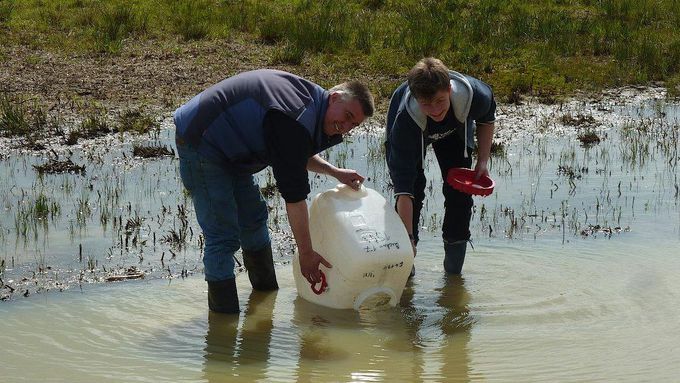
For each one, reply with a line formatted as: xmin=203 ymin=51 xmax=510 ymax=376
xmin=263 ymin=110 xmax=312 ymax=203
xmin=469 ymin=78 xmax=497 ymax=123
xmin=386 ymin=112 xmax=422 ymax=197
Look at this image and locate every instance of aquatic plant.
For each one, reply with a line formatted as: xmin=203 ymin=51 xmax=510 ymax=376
xmin=580 ymin=224 xmax=630 ymax=238
xmin=577 ymin=129 xmax=601 ymax=147
xmin=490 ymin=142 xmax=506 ymax=157
xmin=561 ymin=113 xmax=597 ymax=127
xmin=75 ymin=196 xmax=92 ymax=226
xmin=87 ymin=255 xmax=96 ymax=272
xmin=132 ymin=144 xmax=174 ymax=158
xmin=66 ymin=112 xmax=110 ymax=145
xmin=99 ymin=205 xmax=111 ymax=230
xmin=331 ymin=142 xmax=350 ymax=169
xmin=33 ymin=192 xmax=61 ymax=220
xmin=160 ymin=205 xmax=191 ymax=250
xmin=124 ymin=215 xmax=142 ymax=236
xmin=33 ymin=159 xmax=86 ymax=175
xmin=365 ymin=134 xmax=385 ymax=161
xmin=11 ymin=189 xmax=63 ymax=243
xmin=117 ymin=108 xmax=159 ymax=135
xmin=30 ymin=250 xmax=47 ymax=274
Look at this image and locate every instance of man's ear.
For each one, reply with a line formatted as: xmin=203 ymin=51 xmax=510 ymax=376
xmin=329 ymin=92 xmax=340 ymax=104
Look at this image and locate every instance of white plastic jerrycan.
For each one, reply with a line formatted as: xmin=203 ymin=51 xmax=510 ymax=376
xmin=293 ymin=184 xmax=414 ymax=310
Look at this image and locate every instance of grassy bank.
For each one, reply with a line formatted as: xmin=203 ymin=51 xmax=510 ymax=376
xmin=2 ymin=0 xmax=680 ymax=102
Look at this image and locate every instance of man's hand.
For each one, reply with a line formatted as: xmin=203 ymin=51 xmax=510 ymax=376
xmin=474 ymin=160 xmax=489 ymax=180
xmin=307 ymin=155 xmax=364 ymax=190
xmin=334 ymin=168 xmax=365 ymax=190
xmin=299 ymin=249 xmax=332 ymax=284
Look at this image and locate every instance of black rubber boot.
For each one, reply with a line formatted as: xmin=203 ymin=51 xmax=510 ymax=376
xmin=208 ymin=278 xmax=240 ymax=314
xmin=242 ymin=245 xmax=279 ymax=291
xmin=443 ymin=240 xmax=467 ymax=274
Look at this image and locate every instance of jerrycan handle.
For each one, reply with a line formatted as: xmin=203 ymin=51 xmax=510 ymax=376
xmin=311 ymin=270 xmax=328 ymax=295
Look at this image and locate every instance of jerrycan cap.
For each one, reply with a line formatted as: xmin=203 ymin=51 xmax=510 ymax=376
xmin=334 ymin=183 xmax=369 ymax=199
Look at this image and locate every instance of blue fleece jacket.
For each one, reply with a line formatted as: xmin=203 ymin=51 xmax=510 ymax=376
xmin=173 ymin=69 xmax=339 ymax=175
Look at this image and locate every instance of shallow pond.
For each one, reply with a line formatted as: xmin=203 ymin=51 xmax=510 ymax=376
xmin=1 ymin=92 xmax=679 ymax=382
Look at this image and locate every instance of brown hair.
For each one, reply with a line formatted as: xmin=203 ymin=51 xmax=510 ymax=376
xmin=329 ymin=81 xmax=375 ymax=117
xmin=407 ymin=57 xmax=450 ymax=101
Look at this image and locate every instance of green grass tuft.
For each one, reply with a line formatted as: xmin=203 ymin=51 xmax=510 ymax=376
xmin=0 ymin=0 xmax=14 ymax=24
xmin=171 ymin=1 xmax=210 ymax=41
xmin=117 ymin=108 xmax=159 ymax=134
xmin=66 ymin=112 xmax=110 ymax=145
xmin=94 ymin=3 xmax=146 ymax=53
xmin=271 ymin=42 xmax=305 ymax=65
xmin=0 ymin=95 xmax=30 ymax=137
xmin=0 ymin=94 xmax=50 ymax=139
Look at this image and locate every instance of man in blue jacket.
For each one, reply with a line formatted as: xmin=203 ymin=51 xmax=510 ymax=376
xmin=385 ymin=58 xmax=496 ymax=275
xmin=174 ymin=69 xmax=374 ymax=313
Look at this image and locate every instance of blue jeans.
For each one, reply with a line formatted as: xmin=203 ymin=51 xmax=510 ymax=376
xmin=177 ymin=141 xmax=270 ymax=281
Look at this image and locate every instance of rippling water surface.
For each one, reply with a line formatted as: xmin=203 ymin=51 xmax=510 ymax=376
xmin=2 ymin=243 xmax=679 ymax=382
xmin=1 ymin=98 xmax=679 ymax=382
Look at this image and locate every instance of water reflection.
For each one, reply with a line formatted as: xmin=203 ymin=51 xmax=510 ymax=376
xmin=203 ymin=290 xmax=278 ymax=382
xmin=200 ymin=271 xmax=475 ymax=382
xmin=291 ymin=295 xmax=410 ymax=381
xmin=401 ymin=274 xmax=474 ymax=382
xmin=435 ymin=275 xmax=474 ymax=381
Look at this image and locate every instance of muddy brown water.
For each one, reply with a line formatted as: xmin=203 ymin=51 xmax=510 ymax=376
xmin=1 ymin=89 xmax=679 ymax=382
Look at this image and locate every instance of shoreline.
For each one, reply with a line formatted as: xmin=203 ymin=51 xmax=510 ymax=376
xmin=1 ymin=75 xmax=673 ymax=157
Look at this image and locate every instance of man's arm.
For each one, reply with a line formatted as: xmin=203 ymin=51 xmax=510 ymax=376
xmin=386 ymin=112 xmax=422 ymax=257
xmin=286 ymin=200 xmax=331 ymax=284
xmin=469 ymin=78 xmax=496 ymax=180
xmin=306 ymin=154 xmax=364 ymax=190
xmin=396 ymin=194 xmax=417 ymax=256
xmin=474 ymin=122 xmax=494 ymax=179
xmin=263 ymin=110 xmax=333 ymax=284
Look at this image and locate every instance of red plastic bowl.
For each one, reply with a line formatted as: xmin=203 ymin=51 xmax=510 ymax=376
xmin=446 ymin=168 xmax=495 ymax=196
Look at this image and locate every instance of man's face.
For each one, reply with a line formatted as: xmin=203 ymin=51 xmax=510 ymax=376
xmin=416 ymin=86 xmax=451 ymax=122
xmin=323 ymin=92 xmax=366 ymax=136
